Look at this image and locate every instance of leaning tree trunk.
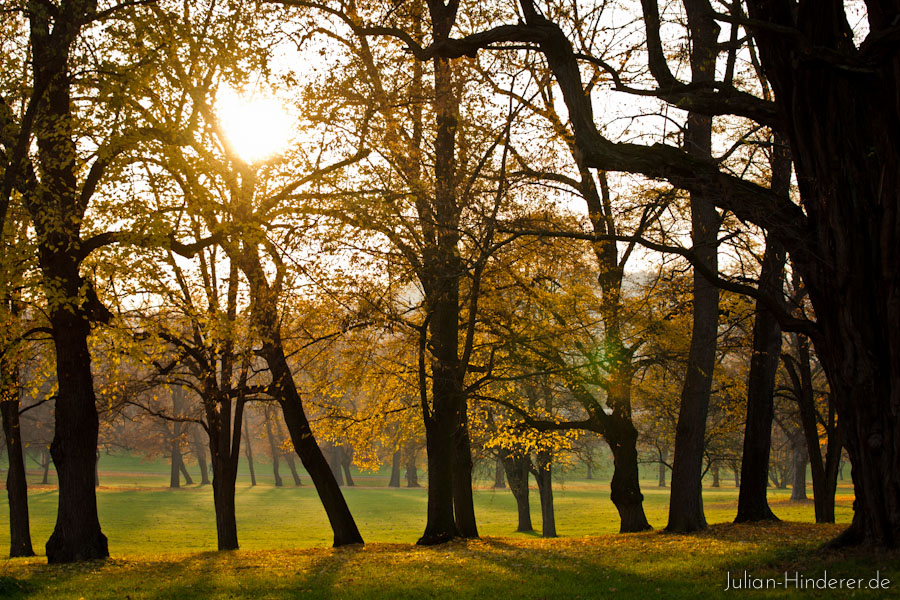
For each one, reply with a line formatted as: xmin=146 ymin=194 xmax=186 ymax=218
xmin=1 ymin=359 xmax=35 ymax=557
xmin=735 ymin=237 xmax=785 ymax=522
xmin=500 ymin=448 xmax=533 ymax=533
xmin=263 ymin=341 xmax=363 ymax=546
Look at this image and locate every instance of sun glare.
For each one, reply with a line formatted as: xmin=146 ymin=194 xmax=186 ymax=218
xmin=216 ymin=86 xmax=294 ymax=164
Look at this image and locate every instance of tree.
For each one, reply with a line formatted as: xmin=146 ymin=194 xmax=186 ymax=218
xmin=395 ymin=0 xmax=900 ymax=546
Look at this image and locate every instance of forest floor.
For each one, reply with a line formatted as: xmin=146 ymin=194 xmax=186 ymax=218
xmin=0 ymin=454 xmax=895 ymax=598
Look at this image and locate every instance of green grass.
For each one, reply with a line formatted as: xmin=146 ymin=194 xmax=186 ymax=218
xmin=0 ymin=454 xmax=892 ymax=599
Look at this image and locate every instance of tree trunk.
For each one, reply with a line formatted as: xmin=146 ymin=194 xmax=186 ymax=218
xmin=170 ymin=426 xmax=183 ymax=489
xmin=791 ymin=440 xmax=808 ymax=501
xmin=405 ymin=446 xmax=420 ymax=488
xmin=179 ymin=459 xmax=194 ymax=485
xmin=533 ymin=450 xmax=557 ymax=538
xmin=193 ymin=429 xmax=210 ymax=485
xmin=711 ymin=464 xmax=720 ymax=488
xmin=41 ymin=448 xmax=51 ymax=485
xmin=243 ymin=422 xmax=257 ymax=487
xmin=45 ymin=310 xmax=108 ymax=563
xmin=340 ymin=447 xmax=355 ymax=487
xmin=500 ymin=448 xmax=533 ymax=533
xmin=658 ymin=450 xmax=667 ymax=488
xmin=278 ymin=421 xmax=302 ymax=486
xmin=607 ymin=419 xmax=652 ymax=532
xmin=493 ymin=452 xmax=505 ymax=488
xmin=264 ymin=408 xmax=283 ymax=488
xmin=785 ymin=335 xmax=840 ymax=523
xmin=326 ymin=444 xmax=345 ymax=486
xmin=1 ymin=359 xmax=35 ymax=557
xmin=389 ymin=450 xmax=402 ymax=487
xmin=262 ymin=341 xmax=363 ymax=545
xmin=744 ymin=0 xmax=900 ymax=549
xmin=736 ymin=236 xmax=785 ymax=522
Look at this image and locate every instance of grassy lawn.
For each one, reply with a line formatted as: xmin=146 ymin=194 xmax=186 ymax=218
xmin=0 ymin=454 xmax=894 ymax=598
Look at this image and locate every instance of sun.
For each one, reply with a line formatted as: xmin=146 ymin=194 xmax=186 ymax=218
xmin=216 ymin=86 xmax=295 ymax=164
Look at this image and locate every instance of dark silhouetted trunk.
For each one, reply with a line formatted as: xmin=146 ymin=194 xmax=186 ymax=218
xmin=744 ymin=0 xmax=900 ymax=549
xmin=736 ymin=234 xmax=786 ymax=523
xmin=533 ymin=451 xmax=556 ymax=538
xmin=405 ymin=446 xmax=420 ymax=487
xmin=45 ymin=309 xmax=108 ymax=562
xmin=666 ymin=0 xmax=719 ymax=534
xmin=256 ymin=334 xmax=363 ymax=545
xmin=500 ymin=448 xmax=533 ymax=533
xmin=711 ymin=464 xmax=720 ymax=488
xmin=389 ymin=450 xmax=402 ymax=487
xmin=179 ymin=460 xmax=193 ymax=485
xmin=606 ymin=419 xmax=652 ymax=532
xmin=2 ymin=359 xmax=35 ymax=557
xmin=784 ymin=334 xmax=841 ymax=523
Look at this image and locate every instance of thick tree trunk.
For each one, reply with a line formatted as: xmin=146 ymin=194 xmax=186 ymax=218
xmin=209 ymin=452 xmax=239 ymax=551
xmin=533 ymin=451 xmax=557 ymax=538
xmin=405 ymin=446 xmax=420 ymax=488
xmin=452 ymin=406 xmax=477 ymax=538
xmin=745 ymin=0 xmax=900 ymax=549
xmin=419 ymin=414 xmax=459 ymax=544
xmin=607 ymin=420 xmax=652 ymax=532
xmin=389 ymin=450 xmax=402 ymax=487
xmin=735 ymin=237 xmax=785 ymax=523
xmin=500 ymin=448 xmax=533 ymax=533
xmin=45 ymin=310 xmax=108 ymax=563
xmin=1 ymin=360 xmax=35 ymax=557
